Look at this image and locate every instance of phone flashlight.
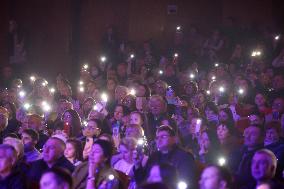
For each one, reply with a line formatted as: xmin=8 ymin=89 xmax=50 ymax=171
xmin=101 ymin=93 xmax=108 ymax=102
xmin=19 ymin=90 xmax=26 ymax=98
xmin=100 ymin=56 xmax=106 ymax=62
xmin=218 ymin=157 xmax=226 ymax=166
xmin=219 ymin=86 xmax=225 ymax=93
xmin=30 ymin=76 xmax=36 ymax=82
xmin=215 ymin=63 xmax=219 ymax=67
xmin=206 ymin=90 xmax=211 ymax=95
xmin=23 ymin=103 xmax=31 ymax=110
xmin=174 ymin=53 xmax=179 ymax=58
xmin=211 ymin=76 xmax=216 ymax=80
xmin=176 ymin=26 xmax=181 ymax=31
xmin=130 ymin=54 xmax=135 ymax=59
xmin=177 ymin=181 xmax=187 ymax=189
xmin=50 ymin=88 xmax=55 ymax=93
xmin=159 ymin=70 xmax=163 ymax=75
xmin=238 ymin=88 xmax=244 ymax=95
xmin=79 ymin=86 xmax=84 ymax=92
xmin=275 ymin=35 xmax=280 ymax=40
xmin=189 ymin=73 xmax=195 ymax=79
xmin=130 ymin=88 xmax=136 ymax=96
xmin=83 ymin=64 xmax=89 ymax=70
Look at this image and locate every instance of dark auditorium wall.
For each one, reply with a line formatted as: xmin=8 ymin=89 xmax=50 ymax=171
xmin=0 ymin=0 xmax=280 ymax=79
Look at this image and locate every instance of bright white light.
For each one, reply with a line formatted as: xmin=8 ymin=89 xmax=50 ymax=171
xmin=215 ymin=63 xmax=219 ymax=67
xmin=137 ymin=138 xmax=144 ymax=146
xmin=41 ymin=101 xmax=51 ymax=112
xmin=130 ymin=54 xmax=135 ymax=59
xmin=23 ymin=103 xmax=31 ymax=110
xmin=101 ymin=93 xmax=108 ymax=102
xmin=159 ymin=70 xmax=163 ymax=75
xmin=174 ymin=53 xmax=179 ymax=58
xmin=83 ymin=64 xmax=88 ymax=69
xmin=275 ymin=35 xmax=280 ymax=40
xmin=206 ymin=90 xmax=211 ymax=95
xmin=42 ymin=82 xmax=47 ymax=87
xmin=218 ymin=157 xmax=226 ymax=166
xmin=196 ymin=119 xmax=201 ymax=125
xmin=79 ymin=81 xmax=84 ymax=85
xmin=100 ymin=56 xmax=106 ymax=62
xmin=238 ymin=88 xmax=244 ymax=95
xmin=79 ymin=86 xmax=84 ymax=92
xmin=252 ymin=50 xmax=261 ymax=57
xmin=130 ymin=88 xmax=136 ymax=96
xmin=50 ymin=88 xmax=55 ymax=93
xmin=219 ymin=86 xmax=225 ymax=93
xmin=30 ymin=76 xmax=36 ymax=81
xmin=17 ymin=85 xmax=22 ymax=88
xmin=83 ymin=120 xmax=88 ymax=126
xmin=19 ymin=91 xmax=26 ymax=98
xmin=108 ymin=174 xmax=114 ymax=180
xmin=177 ymin=181 xmax=187 ymax=189
xmin=212 ymin=76 xmax=216 ymax=80
xmin=176 ymin=26 xmax=181 ymax=31
xmin=189 ymin=73 xmax=195 ymax=79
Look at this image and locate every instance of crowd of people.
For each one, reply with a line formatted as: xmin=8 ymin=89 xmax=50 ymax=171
xmin=0 ymin=21 xmax=284 ymax=189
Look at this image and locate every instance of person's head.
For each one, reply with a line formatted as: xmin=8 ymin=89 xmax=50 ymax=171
xmin=64 ymin=138 xmax=83 ymax=162
xmin=61 ymin=109 xmax=81 ymax=137
xmin=0 ymin=106 xmax=9 ymax=131
xmin=205 ymin=102 xmax=219 ymax=118
xmin=125 ymin=124 xmax=144 ymax=139
xmin=184 ymin=81 xmax=198 ymax=97
xmin=42 ymin=137 xmax=66 ymax=166
xmin=187 ymin=106 xmax=199 ymax=122
xmin=199 ymin=165 xmax=232 ymax=189
xmin=3 ymin=137 xmax=24 ymax=159
xmin=154 ymin=80 xmax=167 ymax=96
xmin=136 ymin=83 xmax=151 ymax=97
xmin=155 ymin=125 xmax=176 ymax=152
xmin=255 ymin=93 xmax=268 ymax=107
xmin=106 ymin=78 xmax=117 ymax=92
xmin=0 ymin=101 xmax=16 ymax=120
xmin=272 ymin=97 xmax=284 ymax=114
xmin=149 ymin=95 xmax=167 ymax=116
xmin=264 ymin=121 xmax=281 ymax=146
xmin=117 ymin=63 xmax=127 ymax=78
xmin=27 ymin=114 xmax=43 ymax=131
xmin=21 ymin=129 xmax=39 ymax=151
xmin=189 ymin=117 xmax=204 ymax=135
xmin=248 ymin=114 xmax=264 ymax=126
xmin=216 ymin=124 xmax=234 ymax=142
xmin=57 ymin=100 xmax=73 ymax=116
xmin=243 ymin=125 xmax=263 ymax=149
xmin=82 ymin=119 xmax=102 ymax=138
xmin=251 ymin=149 xmax=277 ymax=183
xmin=0 ymin=144 xmax=17 ymax=176
xmin=129 ymin=111 xmax=143 ymax=126
xmin=218 ymin=108 xmax=234 ymax=126
xmin=113 ymin=105 xmax=129 ymax=121
xmin=147 ymin=163 xmax=178 ymax=189
xmin=114 ymin=85 xmax=128 ymax=103
xmin=40 ymin=167 xmax=73 ymax=189
xmin=118 ymin=137 xmax=137 ymax=163
xmin=81 ymin=97 xmax=95 ymax=113
xmin=89 ymin=139 xmax=113 ymax=166
xmin=272 ymin=73 xmax=284 ymax=90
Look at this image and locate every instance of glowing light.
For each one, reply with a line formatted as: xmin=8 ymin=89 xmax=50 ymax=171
xmin=130 ymin=88 xmax=136 ymax=96
xmin=159 ymin=70 xmax=163 ymax=75
xmin=238 ymin=88 xmax=244 ymax=95
xmin=23 ymin=103 xmax=31 ymax=110
xmin=275 ymin=35 xmax=280 ymax=40
xmin=50 ymin=88 xmax=55 ymax=93
xmin=30 ymin=76 xmax=36 ymax=82
xmin=215 ymin=63 xmax=219 ymax=67
xmin=219 ymin=86 xmax=225 ymax=93
xmin=19 ymin=91 xmax=26 ymax=98
xmin=137 ymin=138 xmax=144 ymax=146
xmin=218 ymin=157 xmax=226 ymax=166
xmin=211 ymin=76 xmax=216 ymax=80
xmin=174 ymin=53 xmax=179 ymax=58
xmin=108 ymin=174 xmax=114 ymax=180
xmin=251 ymin=50 xmax=261 ymax=57
xmin=83 ymin=64 xmax=89 ymax=69
xmin=176 ymin=26 xmax=181 ymax=31
xmin=83 ymin=120 xmax=88 ymax=126
xmin=177 ymin=181 xmax=188 ymax=189
xmin=189 ymin=73 xmax=195 ymax=79
xmin=41 ymin=101 xmax=51 ymax=112
xmin=130 ymin=54 xmax=135 ymax=59
xmin=79 ymin=86 xmax=84 ymax=92
xmin=79 ymin=81 xmax=84 ymax=85
xmin=206 ymin=90 xmax=211 ymax=95
xmin=101 ymin=93 xmax=108 ymax=102
xmin=100 ymin=56 xmax=106 ymax=62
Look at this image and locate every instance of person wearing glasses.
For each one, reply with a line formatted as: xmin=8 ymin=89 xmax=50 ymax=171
xmin=133 ymin=125 xmax=197 ymax=188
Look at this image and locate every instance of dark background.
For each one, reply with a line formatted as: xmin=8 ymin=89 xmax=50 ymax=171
xmin=0 ymin=0 xmax=283 ymax=79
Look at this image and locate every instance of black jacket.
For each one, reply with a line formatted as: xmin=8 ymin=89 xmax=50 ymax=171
xmin=28 ymin=156 xmax=74 ymax=186
xmin=0 ymin=168 xmax=27 ymax=189
xmin=134 ymin=145 xmax=197 ymax=187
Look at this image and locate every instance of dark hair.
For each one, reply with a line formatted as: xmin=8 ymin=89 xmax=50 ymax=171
xmin=43 ymin=167 xmax=73 ymax=188
xmin=205 ymin=101 xmax=219 ymax=114
xmin=88 ymin=119 xmax=103 ymax=130
xmin=139 ymin=183 xmax=170 ymax=189
xmin=218 ymin=108 xmax=235 ymax=128
xmin=22 ymin=129 xmax=39 ymax=142
xmin=114 ymin=104 xmax=130 ymax=115
xmin=206 ymin=165 xmax=232 ymax=188
xmin=0 ymin=101 xmax=16 ymax=119
xmin=66 ymin=138 xmax=83 ymax=162
xmin=61 ymin=109 xmax=82 ymax=137
xmin=138 ymin=83 xmax=151 ymax=97
xmin=156 ymin=125 xmax=176 ymax=136
xmin=93 ymin=139 xmax=113 ymax=165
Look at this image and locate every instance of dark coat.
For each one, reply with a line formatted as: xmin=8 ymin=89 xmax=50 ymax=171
xmin=0 ymin=168 xmax=27 ymax=189
xmin=134 ymin=145 xmax=197 ymax=187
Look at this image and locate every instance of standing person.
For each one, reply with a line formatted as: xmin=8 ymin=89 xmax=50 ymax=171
xmin=61 ymin=109 xmax=82 ymax=138
xmin=21 ymin=128 xmax=41 ymax=163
